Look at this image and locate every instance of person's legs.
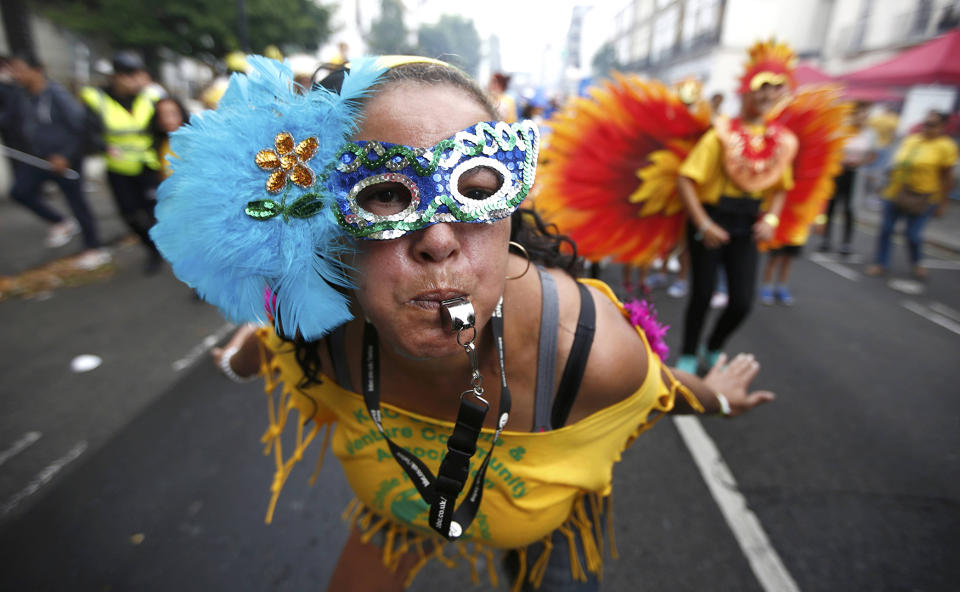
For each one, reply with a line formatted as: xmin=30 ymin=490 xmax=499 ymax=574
xmin=775 ymin=249 xmax=798 ymax=305
xmin=776 ymin=253 xmax=795 ymax=284
xmin=759 ymin=252 xmax=777 ymax=305
xmin=9 ymin=163 xmax=63 ymax=224
xmin=840 ymin=185 xmax=856 ymax=252
xmin=869 ymin=200 xmax=900 ymax=272
xmin=681 ymin=228 xmax=721 ymax=358
xmin=107 ymin=170 xmax=162 ymax=271
xmin=706 ymin=232 xmax=758 ymax=352
xmin=53 ymin=171 xmax=101 ymax=250
xmin=820 ymin=197 xmax=837 ymax=250
xmin=905 ymin=205 xmax=934 ymax=278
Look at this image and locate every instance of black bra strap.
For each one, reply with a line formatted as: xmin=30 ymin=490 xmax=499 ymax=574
xmin=550 ymin=282 xmax=596 ymax=429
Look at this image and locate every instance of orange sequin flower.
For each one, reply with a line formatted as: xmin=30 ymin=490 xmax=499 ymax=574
xmin=255 ymin=132 xmax=319 ymax=193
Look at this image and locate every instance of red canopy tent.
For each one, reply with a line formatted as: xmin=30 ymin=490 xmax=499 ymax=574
xmin=794 ymin=64 xmax=834 ymax=86
xmin=841 ymin=29 xmax=960 ymax=86
xmin=794 ymin=63 xmax=904 ymax=103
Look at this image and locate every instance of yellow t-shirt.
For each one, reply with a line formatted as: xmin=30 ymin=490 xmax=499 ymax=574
xmin=258 ymin=280 xmax=700 ymax=551
xmin=679 ymin=128 xmax=794 ymax=204
xmin=884 ymin=134 xmax=959 ymax=203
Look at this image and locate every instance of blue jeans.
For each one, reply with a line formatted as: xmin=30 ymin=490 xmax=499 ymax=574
xmin=874 ymin=199 xmax=935 ymax=268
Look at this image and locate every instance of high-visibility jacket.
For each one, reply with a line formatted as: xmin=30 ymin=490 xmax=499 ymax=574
xmin=81 ymin=87 xmax=159 ymax=175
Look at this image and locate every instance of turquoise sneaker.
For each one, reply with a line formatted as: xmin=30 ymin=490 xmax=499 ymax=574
xmin=704 ymin=349 xmax=723 ymax=370
xmin=675 ymin=354 xmax=699 ymax=375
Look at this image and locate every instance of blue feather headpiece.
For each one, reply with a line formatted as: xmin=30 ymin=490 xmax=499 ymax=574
xmin=151 ymin=56 xmax=387 ymax=340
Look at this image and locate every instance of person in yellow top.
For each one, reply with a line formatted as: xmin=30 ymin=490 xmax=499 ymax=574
xmin=80 ymin=51 xmax=163 ymax=273
xmin=150 ymin=97 xmax=188 ymax=179
xmin=153 ymin=56 xmax=776 ymax=591
xmin=867 ymin=110 xmax=958 ymax=279
xmin=675 ymin=44 xmax=796 ymax=375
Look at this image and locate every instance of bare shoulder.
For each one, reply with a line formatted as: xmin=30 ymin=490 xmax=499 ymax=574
xmin=548 ymin=270 xmax=650 ymax=423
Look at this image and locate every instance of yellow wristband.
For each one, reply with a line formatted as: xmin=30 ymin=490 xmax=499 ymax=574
xmin=762 ymin=213 xmax=780 ymax=228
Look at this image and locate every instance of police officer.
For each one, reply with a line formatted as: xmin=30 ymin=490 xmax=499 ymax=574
xmin=82 ymin=51 xmax=162 ymax=273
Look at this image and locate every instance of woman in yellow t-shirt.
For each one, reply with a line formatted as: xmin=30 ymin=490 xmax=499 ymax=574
xmin=867 ymin=110 xmax=958 ymax=279
xmin=153 ymin=56 xmax=777 ymax=591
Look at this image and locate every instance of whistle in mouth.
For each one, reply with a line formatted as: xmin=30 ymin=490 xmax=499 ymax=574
xmin=440 ymin=297 xmax=475 ymax=333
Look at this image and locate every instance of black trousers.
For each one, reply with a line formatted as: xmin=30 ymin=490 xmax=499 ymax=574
xmin=9 ymin=160 xmax=101 ymax=249
xmin=681 ymin=198 xmax=759 ymax=356
xmin=107 ymin=169 xmax=159 ymax=253
xmin=823 ymin=166 xmax=856 ymax=246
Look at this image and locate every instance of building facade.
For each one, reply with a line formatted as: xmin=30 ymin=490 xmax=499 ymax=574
xmin=598 ymin=0 xmax=958 ymax=114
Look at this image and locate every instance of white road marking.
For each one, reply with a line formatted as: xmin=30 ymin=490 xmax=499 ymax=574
xmin=809 ymin=252 xmax=860 ymax=281
xmin=921 ymin=260 xmax=960 ymax=270
xmin=902 ymin=300 xmax=960 ymax=337
xmin=0 ymin=432 xmax=42 ymax=468
xmin=887 ymin=278 xmax=925 ymax=295
xmin=172 ymin=323 xmax=236 ymax=372
xmin=1 ymin=441 xmax=87 ymax=516
xmin=673 ymin=416 xmax=800 ymax=592
xmin=929 ymin=301 xmax=960 ymax=323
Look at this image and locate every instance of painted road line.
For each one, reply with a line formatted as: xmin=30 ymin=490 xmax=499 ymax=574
xmin=673 ymin=416 xmax=800 ymax=592
xmin=1 ymin=441 xmax=87 ymax=516
xmin=902 ymin=300 xmax=960 ymax=337
xmin=929 ymin=301 xmax=960 ymax=323
xmin=0 ymin=432 xmax=42 ymax=468
xmin=922 ymin=260 xmax=960 ymax=270
xmin=172 ymin=323 xmax=236 ymax=372
xmin=809 ymin=252 xmax=860 ymax=281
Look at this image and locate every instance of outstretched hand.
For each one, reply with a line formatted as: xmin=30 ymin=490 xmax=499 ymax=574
xmin=702 ymin=353 xmax=775 ymax=416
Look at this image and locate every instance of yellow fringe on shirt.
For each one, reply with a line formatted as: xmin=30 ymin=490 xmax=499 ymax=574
xmin=258 ymin=337 xmax=332 ymax=524
xmin=345 ymin=492 xmax=618 ymax=591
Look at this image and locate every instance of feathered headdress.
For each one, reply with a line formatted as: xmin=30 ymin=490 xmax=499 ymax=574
xmin=151 ymin=56 xmax=388 ymax=340
xmin=738 ymin=39 xmax=797 ymax=94
xmin=533 ymin=73 xmax=710 ymax=265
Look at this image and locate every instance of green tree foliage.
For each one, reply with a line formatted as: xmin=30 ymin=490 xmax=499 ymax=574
xmin=365 ymin=0 xmax=413 ymax=55
xmin=417 ymin=15 xmax=481 ymax=77
xmin=41 ymin=0 xmax=333 ymax=66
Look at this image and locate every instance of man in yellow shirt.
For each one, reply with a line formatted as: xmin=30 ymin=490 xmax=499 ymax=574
xmin=867 ymin=110 xmax=957 ymax=279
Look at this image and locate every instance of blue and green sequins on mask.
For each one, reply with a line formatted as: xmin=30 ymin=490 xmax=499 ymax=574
xmin=330 ymin=120 xmax=540 ymax=239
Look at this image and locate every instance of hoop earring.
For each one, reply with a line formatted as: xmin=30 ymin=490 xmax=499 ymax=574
xmin=505 ymin=241 xmax=531 ymax=280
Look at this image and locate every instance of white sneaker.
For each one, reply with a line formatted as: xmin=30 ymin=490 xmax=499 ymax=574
xmin=667 ymin=279 xmax=688 ymax=298
xmin=74 ymin=248 xmax=112 ymax=270
xmin=710 ymin=291 xmax=728 ymax=309
xmin=45 ymin=219 xmax=79 ymax=248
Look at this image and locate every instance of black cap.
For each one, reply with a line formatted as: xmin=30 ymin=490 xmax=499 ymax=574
xmin=112 ymin=51 xmax=145 ymax=74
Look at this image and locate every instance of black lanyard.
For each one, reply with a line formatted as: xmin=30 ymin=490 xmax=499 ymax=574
xmin=361 ymin=300 xmax=511 ymax=541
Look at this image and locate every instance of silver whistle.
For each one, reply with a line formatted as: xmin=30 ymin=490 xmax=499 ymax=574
xmin=440 ymin=297 xmax=475 ymax=333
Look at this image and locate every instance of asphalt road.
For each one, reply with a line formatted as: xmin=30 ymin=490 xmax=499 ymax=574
xmin=1 ymin=199 xmax=958 ymax=591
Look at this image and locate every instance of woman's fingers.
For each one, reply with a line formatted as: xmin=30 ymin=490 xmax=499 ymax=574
xmin=726 ymin=353 xmax=760 ymax=381
xmin=745 ymin=390 xmax=776 ymax=408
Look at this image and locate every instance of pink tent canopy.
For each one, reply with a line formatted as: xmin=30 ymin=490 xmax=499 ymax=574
xmin=841 ymin=29 xmax=960 ymax=86
xmin=794 ymin=64 xmax=834 ymax=86
xmin=794 ymin=62 xmax=904 ymax=103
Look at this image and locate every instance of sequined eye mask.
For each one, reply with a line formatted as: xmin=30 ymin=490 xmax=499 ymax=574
xmin=330 ymin=120 xmax=540 ymax=240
